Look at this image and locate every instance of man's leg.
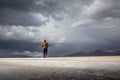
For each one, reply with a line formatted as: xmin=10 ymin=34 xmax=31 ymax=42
xmin=43 ymin=49 xmax=45 ymax=58
xmin=44 ymin=53 xmax=45 ymax=58
xmin=45 ymin=48 xmax=48 ymax=58
xmin=45 ymin=53 xmax=47 ymax=58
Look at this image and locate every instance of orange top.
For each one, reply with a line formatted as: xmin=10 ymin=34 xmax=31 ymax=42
xmin=42 ymin=41 xmax=48 ymax=48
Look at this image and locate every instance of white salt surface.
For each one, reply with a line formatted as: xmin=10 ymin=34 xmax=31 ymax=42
xmin=0 ymin=56 xmax=120 ymax=71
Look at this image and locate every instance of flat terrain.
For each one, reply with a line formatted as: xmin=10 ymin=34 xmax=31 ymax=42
xmin=0 ymin=56 xmax=120 ymax=80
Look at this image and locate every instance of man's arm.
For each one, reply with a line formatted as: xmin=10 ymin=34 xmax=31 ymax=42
xmin=47 ymin=43 xmax=48 ymax=48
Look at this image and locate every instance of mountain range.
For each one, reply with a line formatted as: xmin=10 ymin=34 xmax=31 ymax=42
xmin=64 ymin=49 xmax=120 ymax=57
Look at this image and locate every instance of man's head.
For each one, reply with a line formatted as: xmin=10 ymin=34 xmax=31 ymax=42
xmin=44 ymin=40 xmax=46 ymax=42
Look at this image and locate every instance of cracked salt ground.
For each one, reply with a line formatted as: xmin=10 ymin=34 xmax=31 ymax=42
xmin=0 ymin=56 xmax=120 ymax=80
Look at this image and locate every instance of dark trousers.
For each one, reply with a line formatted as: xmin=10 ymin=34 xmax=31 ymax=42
xmin=43 ymin=48 xmax=48 ymax=58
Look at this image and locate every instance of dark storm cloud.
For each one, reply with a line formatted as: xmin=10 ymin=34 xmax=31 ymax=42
xmin=0 ymin=39 xmax=54 ymax=52
xmin=0 ymin=39 xmax=41 ymax=52
xmin=0 ymin=0 xmax=64 ymax=26
xmin=0 ymin=0 xmax=35 ymax=12
xmin=0 ymin=9 xmax=47 ymax=26
xmin=0 ymin=0 xmax=62 ymax=15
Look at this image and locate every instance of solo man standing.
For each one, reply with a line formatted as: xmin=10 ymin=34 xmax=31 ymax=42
xmin=41 ymin=40 xmax=48 ymax=58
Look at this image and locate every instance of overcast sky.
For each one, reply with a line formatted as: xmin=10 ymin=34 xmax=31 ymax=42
xmin=0 ymin=0 xmax=120 ymax=57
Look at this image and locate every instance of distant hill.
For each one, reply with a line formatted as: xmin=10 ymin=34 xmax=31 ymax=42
xmin=64 ymin=49 xmax=120 ymax=57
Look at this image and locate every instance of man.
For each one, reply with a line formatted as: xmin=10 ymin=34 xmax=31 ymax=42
xmin=41 ymin=40 xmax=48 ymax=58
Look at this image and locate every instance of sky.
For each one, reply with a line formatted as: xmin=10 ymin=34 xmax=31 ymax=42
xmin=0 ymin=0 xmax=120 ymax=57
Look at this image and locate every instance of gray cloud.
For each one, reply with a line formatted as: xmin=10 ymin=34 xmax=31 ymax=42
xmin=72 ymin=0 xmax=120 ymax=28
xmin=86 ymin=0 xmax=120 ymax=19
xmin=69 ymin=0 xmax=120 ymax=54
xmin=0 ymin=0 xmax=64 ymax=26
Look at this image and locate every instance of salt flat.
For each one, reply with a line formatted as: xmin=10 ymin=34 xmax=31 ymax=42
xmin=0 ymin=56 xmax=120 ymax=70
xmin=0 ymin=56 xmax=120 ymax=80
